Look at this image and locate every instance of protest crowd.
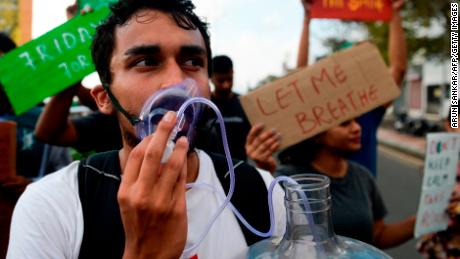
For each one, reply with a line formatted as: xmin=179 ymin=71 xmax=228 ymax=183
xmin=0 ymin=0 xmax=458 ymax=258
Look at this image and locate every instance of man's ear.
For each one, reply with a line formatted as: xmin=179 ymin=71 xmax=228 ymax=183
xmin=91 ymin=85 xmax=115 ymax=115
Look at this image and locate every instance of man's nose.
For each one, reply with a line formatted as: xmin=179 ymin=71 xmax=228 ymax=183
xmin=159 ymin=60 xmax=186 ymax=88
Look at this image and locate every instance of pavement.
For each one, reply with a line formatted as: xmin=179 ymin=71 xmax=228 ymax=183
xmin=377 ymin=127 xmax=426 ymax=159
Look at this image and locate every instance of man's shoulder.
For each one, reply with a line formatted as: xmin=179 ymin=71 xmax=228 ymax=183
xmin=8 ymin=161 xmax=83 ymax=259
xmin=25 ymin=161 xmax=80 ymax=195
xmin=14 ymin=161 xmax=82 ymax=225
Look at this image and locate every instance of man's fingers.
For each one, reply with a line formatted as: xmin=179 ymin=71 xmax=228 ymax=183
xmin=171 ymin=152 xmax=188 ymax=212
xmin=138 ymin=111 xmax=177 ymax=187
xmin=122 ymin=135 xmax=152 ymax=185
xmin=157 ymin=137 xmax=189 ymax=197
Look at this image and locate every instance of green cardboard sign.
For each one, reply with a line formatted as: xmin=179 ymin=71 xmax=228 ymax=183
xmin=0 ymin=7 xmax=110 ymax=115
xmin=77 ymin=0 xmax=117 ymax=11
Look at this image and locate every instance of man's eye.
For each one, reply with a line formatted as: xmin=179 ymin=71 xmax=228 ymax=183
xmin=183 ymin=58 xmax=204 ymax=68
xmin=134 ymin=57 xmax=159 ymax=67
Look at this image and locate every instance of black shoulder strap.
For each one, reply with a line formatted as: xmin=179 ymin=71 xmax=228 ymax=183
xmin=77 ymin=150 xmax=125 ymax=259
xmin=77 ymin=150 xmax=271 ymax=259
xmin=207 ymin=152 xmax=271 ymax=246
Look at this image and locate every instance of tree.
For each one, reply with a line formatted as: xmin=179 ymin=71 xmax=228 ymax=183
xmin=367 ymin=0 xmax=449 ymax=62
xmin=322 ymin=1 xmax=449 ymax=63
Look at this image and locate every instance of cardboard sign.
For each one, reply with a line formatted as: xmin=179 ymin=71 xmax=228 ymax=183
xmin=0 ymin=7 xmax=110 ymax=115
xmin=240 ymin=42 xmax=400 ymax=149
xmin=310 ymin=0 xmax=392 ymax=21
xmin=414 ymin=133 xmax=460 ymax=238
xmin=0 ymin=121 xmax=16 ymax=181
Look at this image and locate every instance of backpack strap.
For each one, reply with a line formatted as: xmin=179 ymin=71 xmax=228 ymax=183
xmin=77 ymin=150 xmax=125 ymax=259
xmin=207 ymin=152 xmax=271 ymax=246
xmin=77 ymin=150 xmax=271 ymax=259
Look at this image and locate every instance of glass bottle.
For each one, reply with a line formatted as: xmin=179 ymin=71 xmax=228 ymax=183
xmin=247 ymin=174 xmax=391 ymax=259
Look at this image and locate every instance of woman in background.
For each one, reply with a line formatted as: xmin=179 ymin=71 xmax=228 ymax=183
xmin=276 ymin=119 xmax=416 ymax=249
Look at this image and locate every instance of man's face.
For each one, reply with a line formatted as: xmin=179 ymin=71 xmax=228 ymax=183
xmin=109 ymin=10 xmax=210 ymax=146
xmin=211 ymin=70 xmax=233 ymax=96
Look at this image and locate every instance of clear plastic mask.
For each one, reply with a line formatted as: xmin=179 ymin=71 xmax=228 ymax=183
xmin=135 ymin=78 xmax=203 ymax=143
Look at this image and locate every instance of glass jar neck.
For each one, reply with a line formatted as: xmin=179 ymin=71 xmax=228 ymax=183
xmin=283 ymin=174 xmax=335 ymax=244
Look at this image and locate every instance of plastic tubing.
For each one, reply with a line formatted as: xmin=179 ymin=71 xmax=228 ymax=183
xmin=175 ymin=97 xmax=321 ymax=255
xmin=176 ymin=97 xmax=236 ymax=256
xmin=191 ymin=177 xmax=321 ymax=241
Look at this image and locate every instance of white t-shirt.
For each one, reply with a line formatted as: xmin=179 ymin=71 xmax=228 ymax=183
xmin=7 ymin=150 xmax=286 ymax=259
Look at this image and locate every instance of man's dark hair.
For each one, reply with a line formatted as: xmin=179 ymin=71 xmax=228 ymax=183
xmin=212 ymin=55 xmax=233 ymax=74
xmin=91 ymin=0 xmax=212 ymax=87
xmin=0 ymin=32 xmax=17 ymax=54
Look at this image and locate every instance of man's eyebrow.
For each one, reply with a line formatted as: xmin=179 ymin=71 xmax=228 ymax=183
xmin=124 ymin=45 xmax=161 ymax=56
xmin=179 ymin=45 xmax=206 ymax=56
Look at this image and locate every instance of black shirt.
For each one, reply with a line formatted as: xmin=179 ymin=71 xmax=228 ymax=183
xmin=73 ymin=112 xmax=122 ymax=153
xmin=203 ymin=93 xmax=251 ymax=161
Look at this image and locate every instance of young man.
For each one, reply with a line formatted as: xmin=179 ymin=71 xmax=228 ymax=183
xmin=7 ymin=1 xmax=285 ymax=258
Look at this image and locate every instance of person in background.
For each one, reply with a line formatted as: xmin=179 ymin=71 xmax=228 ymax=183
xmin=198 ymin=55 xmax=280 ymax=171
xmin=296 ymin=0 xmax=407 ymax=177
xmin=205 ymin=55 xmax=252 ymax=161
xmin=245 ymin=0 xmax=407 ymax=176
xmin=276 ymin=117 xmax=416 ymax=248
xmin=417 ymin=110 xmax=460 ymax=258
xmin=0 ymin=33 xmax=71 ymax=178
xmin=0 ymin=32 xmax=70 ymax=258
xmin=34 ymin=2 xmax=122 ymax=154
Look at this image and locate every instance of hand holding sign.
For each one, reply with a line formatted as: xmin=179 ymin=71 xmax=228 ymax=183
xmin=391 ymin=0 xmax=405 ymax=11
xmin=447 ymin=191 xmax=460 ymax=221
xmin=415 ymin=133 xmax=460 ymax=238
xmin=245 ymin=123 xmax=281 ymax=173
xmin=240 ymin=42 xmax=400 ymax=150
xmin=0 ymin=7 xmax=110 ymax=115
xmin=301 ymin=0 xmax=313 ymax=16
xmin=310 ymin=0 xmax=393 ymax=21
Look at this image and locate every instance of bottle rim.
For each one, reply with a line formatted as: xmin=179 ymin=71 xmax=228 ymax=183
xmin=283 ymin=174 xmax=330 ymax=192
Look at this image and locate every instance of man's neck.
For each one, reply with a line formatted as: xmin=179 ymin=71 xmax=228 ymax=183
xmin=119 ymin=147 xmax=200 ymax=184
xmin=311 ymin=149 xmax=348 ymax=178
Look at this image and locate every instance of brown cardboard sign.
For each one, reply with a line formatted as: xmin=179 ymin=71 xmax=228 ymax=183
xmin=0 ymin=121 xmax=16 ymax=181
xmin=240 ymin=42 xmax=400 ymax=149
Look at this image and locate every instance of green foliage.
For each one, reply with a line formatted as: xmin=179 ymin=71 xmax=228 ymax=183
xmin=368 ymin=1 xmax=448 ymax=62
xmin=323 ymin=1 xmax=450 ymax=63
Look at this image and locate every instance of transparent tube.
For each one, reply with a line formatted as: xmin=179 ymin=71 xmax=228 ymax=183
xmin=175 ymin=97 xmax=320 ymax=256
xmin=136 ymin=89 xmax=319 ymax=256
xmin=176 ymin=97 xmax=236 ymax=256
